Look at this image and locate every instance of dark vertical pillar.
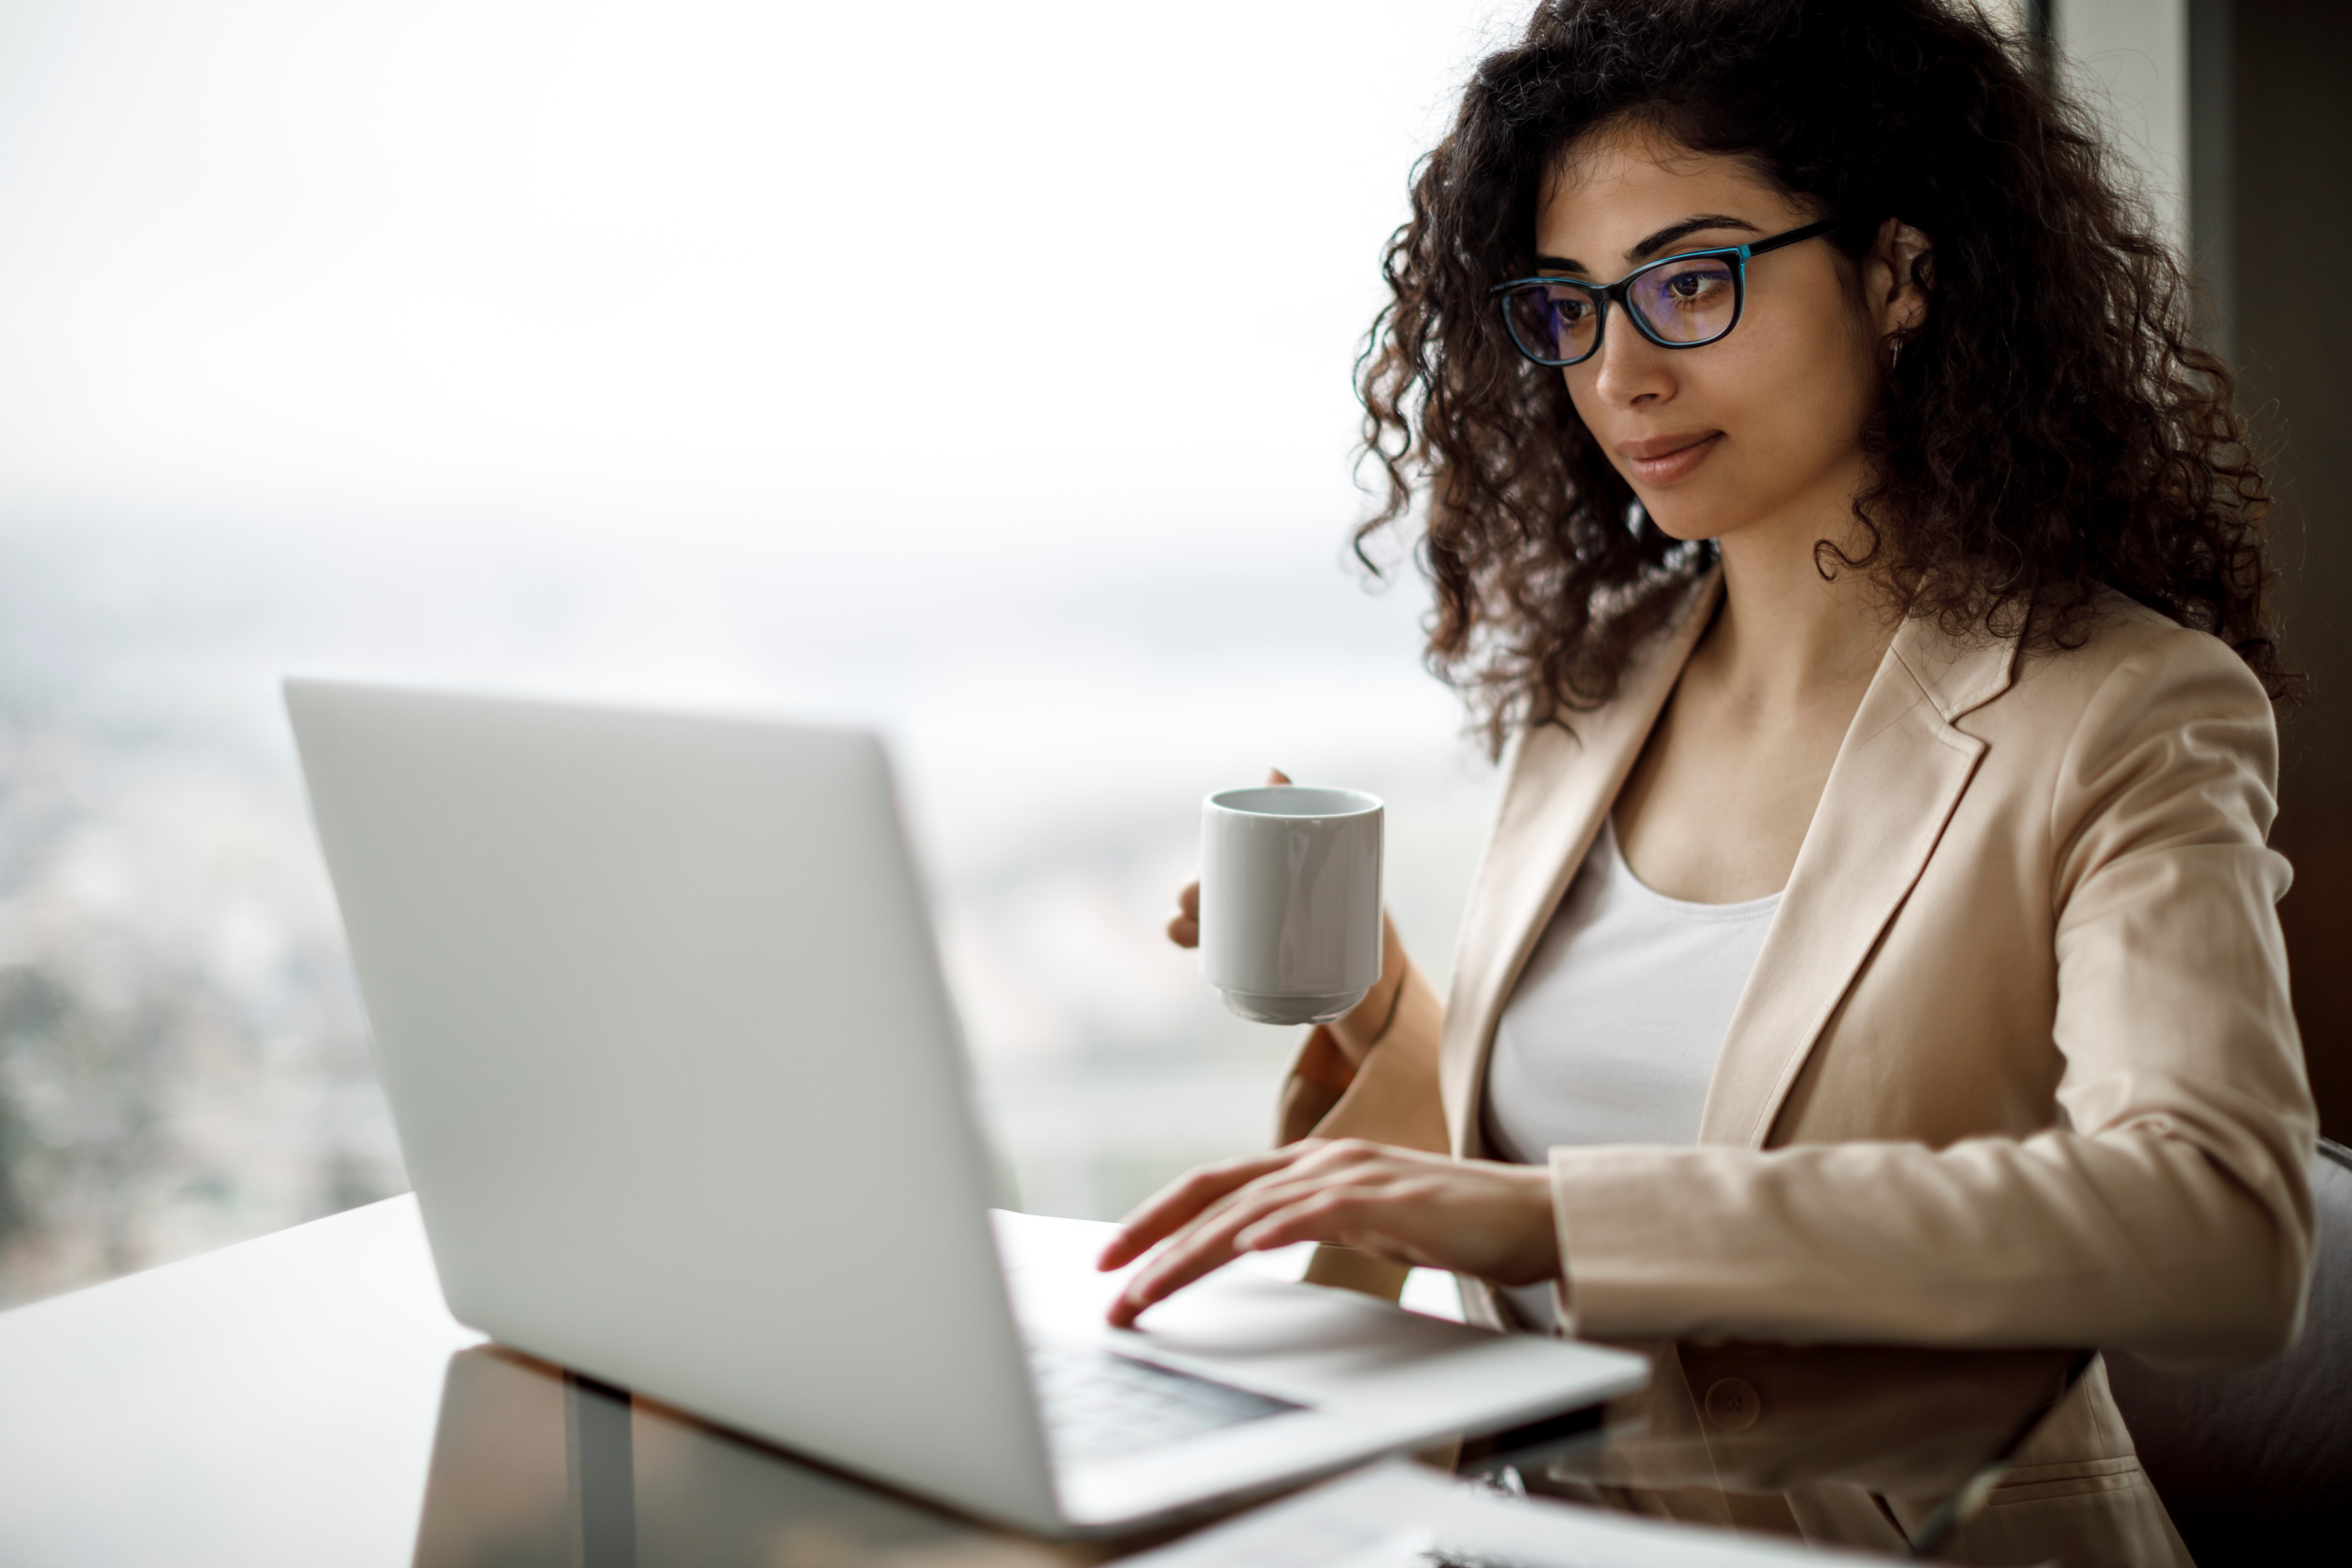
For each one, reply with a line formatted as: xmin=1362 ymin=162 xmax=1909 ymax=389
xmin=2189 ymin=0 xmax=2235 ymax=361
xmin=2227 ymin=1 xmax=2352 ymax=1139
xmin=564 ymin=1372 xmax=639 ymax=1568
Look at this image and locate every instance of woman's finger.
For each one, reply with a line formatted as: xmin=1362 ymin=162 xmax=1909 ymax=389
xmin=1094 ymin=1147 xmax=1306 ymax=1270
xmin=1166 ymin=881 xmax=1201 ymax=947
xmin=1107 ymin=1189 xmax=1300 ymax=1326
xmin=1109 ymin=1177 xmax=1390 ymax=1326
xmin=1107 ymin=1153 xmax=1396 ymax=1323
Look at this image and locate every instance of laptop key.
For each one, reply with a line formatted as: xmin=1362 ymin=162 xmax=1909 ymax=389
xmin=1026 ymin=1340 xmax=1301 ymax=1461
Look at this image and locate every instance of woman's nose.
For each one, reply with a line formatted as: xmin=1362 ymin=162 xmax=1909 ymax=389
xmin=1584 ymin=316 xmax=1676 ymax=407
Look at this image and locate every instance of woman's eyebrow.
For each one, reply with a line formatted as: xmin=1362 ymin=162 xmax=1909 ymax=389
xmin=1628 ymin=214 xmax=1762 ymax=261
xmin=1531 ymin=214 xmax=1766 ymax=278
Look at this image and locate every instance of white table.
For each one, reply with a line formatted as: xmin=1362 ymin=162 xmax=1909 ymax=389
xmin=0 ymin=1198 xmax=477 ymax=1568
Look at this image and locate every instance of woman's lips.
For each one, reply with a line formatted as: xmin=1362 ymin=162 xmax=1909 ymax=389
xmin=1620 ymin=432 xmax=1722 ymax=486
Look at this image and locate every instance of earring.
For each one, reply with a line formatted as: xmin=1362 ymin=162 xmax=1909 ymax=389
xmin=1890 ymin=340 xmax=1905 ymax=372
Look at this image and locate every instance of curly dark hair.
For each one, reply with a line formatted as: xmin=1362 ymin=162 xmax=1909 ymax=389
xmin=1357 ymin=0 xmax=2282 ymax=749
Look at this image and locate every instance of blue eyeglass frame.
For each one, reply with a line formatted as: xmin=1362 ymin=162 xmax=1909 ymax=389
xmin=1490 ymin=218 xmax=1849 ymax=368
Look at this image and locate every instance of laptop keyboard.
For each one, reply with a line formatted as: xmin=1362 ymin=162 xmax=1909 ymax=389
xmin=1026 ymin=1339 xmax=1301 ymax=1461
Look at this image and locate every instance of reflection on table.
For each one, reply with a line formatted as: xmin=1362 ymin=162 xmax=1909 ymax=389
xmin=408 ymin=1318 xmax=2083 ymax=1564
xmin=1470 ymin=1340 xmax=2087 ymax=1556
xmin=415 ymin=1345 xmax=1072 ymax=1568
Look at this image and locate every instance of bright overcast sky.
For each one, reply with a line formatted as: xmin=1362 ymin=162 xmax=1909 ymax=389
xmin=0 ymin=1 xmax=1520 ymax=544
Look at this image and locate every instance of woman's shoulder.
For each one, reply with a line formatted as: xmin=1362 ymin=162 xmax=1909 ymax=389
xmin=1884 ymin=587 xmax=2281 ymax=846
xmin=1984 ymin=590 xmax=2282 ymax=858
xmin=1992 ymin=586 xmax=2275 ymax=738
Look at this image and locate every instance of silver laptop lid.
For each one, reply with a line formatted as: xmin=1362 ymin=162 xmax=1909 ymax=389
xmin=285 ymin=679 xmax=1059 ymax=1530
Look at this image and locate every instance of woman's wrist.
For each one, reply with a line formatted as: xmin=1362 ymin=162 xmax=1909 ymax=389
xmin=1502 ymin=1161 xmax=1564 ymax=1286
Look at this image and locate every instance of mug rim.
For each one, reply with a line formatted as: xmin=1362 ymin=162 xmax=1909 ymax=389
xmin=1203 ymin=784 xmax=1382 ymax=820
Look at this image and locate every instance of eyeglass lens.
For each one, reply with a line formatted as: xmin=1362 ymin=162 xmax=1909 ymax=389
xmin=1505 ymin=255 xmax=1741 ymax=364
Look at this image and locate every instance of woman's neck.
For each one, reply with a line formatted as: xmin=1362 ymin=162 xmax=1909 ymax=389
xmin=1699 ymin=499 xmax=1896 ymax=718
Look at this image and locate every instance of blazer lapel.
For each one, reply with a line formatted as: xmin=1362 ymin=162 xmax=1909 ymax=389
xmin=1441 ymin=571 xmax=1723 ymax=1156
xmin=1697 ymin=615 xmax=2020 ymax=1148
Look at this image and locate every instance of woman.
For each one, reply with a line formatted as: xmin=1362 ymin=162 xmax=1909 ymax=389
xmin=1098 ymin=0 xmax=2316 ymax=1561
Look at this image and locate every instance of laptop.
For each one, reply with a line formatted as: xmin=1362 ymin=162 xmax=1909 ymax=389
xmin=284 ymin=679 xmax=1648 ymax=1535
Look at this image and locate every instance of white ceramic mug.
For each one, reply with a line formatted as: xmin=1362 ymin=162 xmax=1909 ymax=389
xmin=1198 ymin=784 xmax=1384 ymax=1025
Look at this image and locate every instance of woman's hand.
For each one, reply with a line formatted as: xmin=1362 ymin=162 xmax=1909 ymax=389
xmin=1167 ymin=769 xmax=1410 ymax=1066
xmin=1094 ymin=1139 xmax=1559 ymax=1328
xmin=1164 ymin=766 xmax=1290 ymax=950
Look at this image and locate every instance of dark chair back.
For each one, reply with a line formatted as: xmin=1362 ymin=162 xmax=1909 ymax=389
xmin=2105 ymin=1138 xmax=2352 ymax=1566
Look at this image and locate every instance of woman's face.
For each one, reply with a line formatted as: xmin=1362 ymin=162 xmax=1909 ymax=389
xmin=1535 ymin=124 xmax=1893 ymax=546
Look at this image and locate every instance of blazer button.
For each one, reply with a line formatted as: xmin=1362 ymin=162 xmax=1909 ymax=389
xmin=1703 ymin=1377 xmax=1761 ymax=1432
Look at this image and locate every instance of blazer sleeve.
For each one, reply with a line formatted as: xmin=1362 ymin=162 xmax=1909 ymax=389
xmin=1544 ymin=632 xmax=2318 ymax=1374
xmin=1274 ymin=957 xmax=1449 ymax=1152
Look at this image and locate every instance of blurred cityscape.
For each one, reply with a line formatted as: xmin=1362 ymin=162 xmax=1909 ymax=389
xmin=0 ymin=511 xmax=1499 ymax=1307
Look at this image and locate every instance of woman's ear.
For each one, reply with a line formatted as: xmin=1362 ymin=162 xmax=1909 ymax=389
xmin=1868 ymin=218 xmax=1932 ymax=342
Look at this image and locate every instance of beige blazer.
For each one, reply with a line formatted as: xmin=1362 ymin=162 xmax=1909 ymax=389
xmin=1288 ymin=571 xmax=2317 ymax=1565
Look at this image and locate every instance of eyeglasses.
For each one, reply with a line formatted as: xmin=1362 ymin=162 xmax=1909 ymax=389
xmin=1491 ymin=218 xmax=1848 ymax=368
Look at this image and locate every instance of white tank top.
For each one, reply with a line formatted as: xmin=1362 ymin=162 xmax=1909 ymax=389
xmin=1483 ymin=817 xmax=1780 ymax=1329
